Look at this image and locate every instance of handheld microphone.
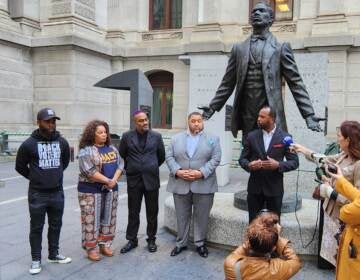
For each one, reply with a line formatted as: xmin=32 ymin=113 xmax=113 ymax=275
xmin=282 ymin=136 xmax=294 ymax=149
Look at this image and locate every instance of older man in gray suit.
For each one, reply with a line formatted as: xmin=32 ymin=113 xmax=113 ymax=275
xmin=166 ymin=112 xmax=221 ymax=258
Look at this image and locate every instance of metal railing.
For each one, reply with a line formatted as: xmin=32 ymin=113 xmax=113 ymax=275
xmin=0 ymin=131 xmax=31 ymax=155
xmin=0 ymin=131 xmax=243 ymax=167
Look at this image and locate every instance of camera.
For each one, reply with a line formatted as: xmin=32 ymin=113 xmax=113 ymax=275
xmin=319 ymin=163 xmax=337 ymax=176
xmin=327 ymin=163 xmax=338 ymax=174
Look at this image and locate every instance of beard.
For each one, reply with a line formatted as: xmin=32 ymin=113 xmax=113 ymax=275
xmin=39 ymin=126 xmax=55 ymax=137
xmin=190 ymin=127 xmax=203 ymax=135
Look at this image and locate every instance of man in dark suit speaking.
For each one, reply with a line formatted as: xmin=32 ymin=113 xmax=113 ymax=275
xmin=199 ymin=1 xmax=322 ymax=141
xmin=119 ymin=110 xmax=165 ymax=253
xmin=239 ymin=106 xmax=299 ymax=222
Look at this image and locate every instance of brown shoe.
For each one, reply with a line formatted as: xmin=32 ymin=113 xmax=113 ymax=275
xmin=87 ymin=250 xmax=101 ymax=261
xmin=100 ymin=246 xmax=114 ymax=257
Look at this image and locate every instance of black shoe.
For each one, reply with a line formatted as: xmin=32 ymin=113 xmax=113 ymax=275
xmin=170 ymin=246 xmax=187 ymax=257
xmin=120 ymin=241 xmax=138 ymax=254
xmin=147 ymin=239 xmax=157 ymax=253
xmin=196 ymin=245 xmax=208 ymax=258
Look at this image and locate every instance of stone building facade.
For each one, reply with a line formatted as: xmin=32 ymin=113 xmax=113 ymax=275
xmin=0 ymin=0 xmax=359 ymax=146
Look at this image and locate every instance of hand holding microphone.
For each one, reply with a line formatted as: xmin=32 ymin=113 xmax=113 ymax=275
xmin=282 ymin=136 xmax=298 ymax=154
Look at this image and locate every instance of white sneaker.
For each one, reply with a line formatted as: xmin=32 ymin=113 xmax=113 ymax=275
xmin=47 ymin=254 xmax=72 ymax=264
xmin=29 ymin=261 xmax=42 ymax=275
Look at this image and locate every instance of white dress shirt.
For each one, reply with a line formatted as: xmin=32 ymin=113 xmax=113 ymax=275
xmin=262 ymin=125 xmax=276 ymax=152
xmin=186 ymin=130 xmax=203 ymax=158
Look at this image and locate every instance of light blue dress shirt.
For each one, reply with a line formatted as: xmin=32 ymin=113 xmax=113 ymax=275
xmin=186 ymin=131 xmax=202 ymax=158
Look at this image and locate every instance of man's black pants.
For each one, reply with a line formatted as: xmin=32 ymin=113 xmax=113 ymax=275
xmin=126 ymin=179 xmax=159 ymax=243
xmin=247 ymin=193 xmax=283 ymax=223
xmin=28 ymin=189 xmax=64 ymax=261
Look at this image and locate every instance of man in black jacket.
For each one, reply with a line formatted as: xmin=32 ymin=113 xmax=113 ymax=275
xmin=119 ymin=110 xmax=165 ymax=253
xmin=239 ymin=106 xmax=299 ymax=223
xmin=15 ymin=108 xmax=71 ymax=275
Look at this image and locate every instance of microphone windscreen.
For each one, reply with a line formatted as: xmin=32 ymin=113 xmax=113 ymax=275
xmin=282 ymin=136 xmax=294 ymax=148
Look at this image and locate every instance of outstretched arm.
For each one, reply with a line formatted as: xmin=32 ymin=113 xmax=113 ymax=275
xmin=205 ymin=44 xmax=239 ymax=116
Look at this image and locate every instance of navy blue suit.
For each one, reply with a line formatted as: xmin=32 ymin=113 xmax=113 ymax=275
xmin=239 ymin=127 xmax=299 ymax=222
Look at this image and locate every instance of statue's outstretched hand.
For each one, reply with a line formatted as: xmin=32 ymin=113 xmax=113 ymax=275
xmin=305 ymin=115 xmax=323 ymax=132
xmin=197 ymin=106 xmax=215 ymax=120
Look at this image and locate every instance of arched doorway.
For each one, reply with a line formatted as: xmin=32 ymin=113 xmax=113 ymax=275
xmin=148 ymin=71 xmax=173 ymax=129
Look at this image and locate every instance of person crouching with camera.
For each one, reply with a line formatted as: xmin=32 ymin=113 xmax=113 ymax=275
xmin=224 ymin=211 xmax=301 ymax=280
xmin=322 ymin=166 xmax=360 ymax=280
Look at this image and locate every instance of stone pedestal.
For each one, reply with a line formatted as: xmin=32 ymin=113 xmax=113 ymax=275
xmin=164 ymin=193 xmax=319 ymax=255
xmin=234 ymin=190 xmax=302 ymax=213
xmin=182 ymin=54 xmax=234 ymax=187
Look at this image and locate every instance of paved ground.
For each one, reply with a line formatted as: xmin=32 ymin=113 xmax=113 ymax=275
xmin=0 ymin=160 xmax=334 ymax=280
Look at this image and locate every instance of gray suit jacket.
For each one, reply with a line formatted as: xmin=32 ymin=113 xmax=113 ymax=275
xmin=166 ymin=131 xmax=221 ymax=195
xmin=209 ymin=33 xmax=315 ymax=138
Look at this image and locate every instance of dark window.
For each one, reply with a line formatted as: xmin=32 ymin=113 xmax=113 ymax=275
xmin=149 ymin=0 xmax=182 ymax=30
xmin=249 ymin=0 xmax=293 ymax=21
xmin=148 ymin=71 xmax=173 ymax=129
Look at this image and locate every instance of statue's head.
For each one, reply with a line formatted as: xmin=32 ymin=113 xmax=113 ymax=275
xmin=250 ymin=1 xmax=274 ymax=29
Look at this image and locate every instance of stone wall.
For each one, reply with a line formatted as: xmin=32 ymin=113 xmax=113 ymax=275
xmin=124 ymin=57 xmax=189 ymax=130
xmin=32 ymin=46 xmax=125 ymax=147
xmin=0 ymin=42 xmax=33 ymax=132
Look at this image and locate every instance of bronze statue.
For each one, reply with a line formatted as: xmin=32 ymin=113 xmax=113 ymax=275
xmin=199 ymin=1 xmax=322 ymax=139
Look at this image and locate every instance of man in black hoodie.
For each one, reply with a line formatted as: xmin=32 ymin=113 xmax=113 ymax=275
xmin=15 ymin=108 xmax=71 ymax=275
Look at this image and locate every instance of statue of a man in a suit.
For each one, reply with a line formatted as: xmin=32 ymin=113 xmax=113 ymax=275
xmin=200 ymin=1 xmax=322 ymax=140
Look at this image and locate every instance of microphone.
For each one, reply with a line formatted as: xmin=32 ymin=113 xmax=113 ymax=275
xmin=282 ymin=136 xmax=294 ymax=149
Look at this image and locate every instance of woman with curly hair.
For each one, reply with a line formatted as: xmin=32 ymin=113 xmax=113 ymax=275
xmin=224 ymin=210 xmax=301 ymax=280
xmin=77 ymin=120 xmax=124 ymax=261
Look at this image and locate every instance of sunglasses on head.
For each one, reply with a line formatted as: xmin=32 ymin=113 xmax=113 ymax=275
xmin=258 ymin=208 xmax=272 ymax=215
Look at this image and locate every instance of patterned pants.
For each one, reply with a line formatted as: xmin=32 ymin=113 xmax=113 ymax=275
xmin=78 ymin=191 xmax=118 ymax=250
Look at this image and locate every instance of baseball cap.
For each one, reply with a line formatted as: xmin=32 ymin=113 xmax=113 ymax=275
xmin=37 ymin=108 xmax=61 ymax=121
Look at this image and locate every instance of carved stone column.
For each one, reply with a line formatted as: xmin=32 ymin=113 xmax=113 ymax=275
xmin=0 ymin=0 xmax=8 ymax=11
xmin=312 ymin=0 xmax=348 ymax=36
xmin=0 ymin=0 xmax=10 ymax=21
xmin=191 ymin=0 xmax=222 ymax=42
xmin=42 ymin=0 xmax=103 ymax=39
xmin=50 ymin=0 xmax=96 ymax=23
xmin=318 ymin=0 xmax=344 ymax=16
xmin=9 ymin=0 xmax=40 ymax=34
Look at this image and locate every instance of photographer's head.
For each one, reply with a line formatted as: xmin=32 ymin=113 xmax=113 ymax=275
xmin=246 ymin=212 xmax=279 ymax=254
xmin=338 ymin=121 xmax=360 ymax=160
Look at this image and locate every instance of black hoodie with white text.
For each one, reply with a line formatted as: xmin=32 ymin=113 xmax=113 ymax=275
xmin=15 ymin=129 xmax=70 ymax=191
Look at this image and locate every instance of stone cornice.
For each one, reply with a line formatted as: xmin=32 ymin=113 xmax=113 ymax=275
xmin=1 ymin=26 xmax=360 ymax=57
xmin=31 ymin=34 xmax=114 ymax=56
